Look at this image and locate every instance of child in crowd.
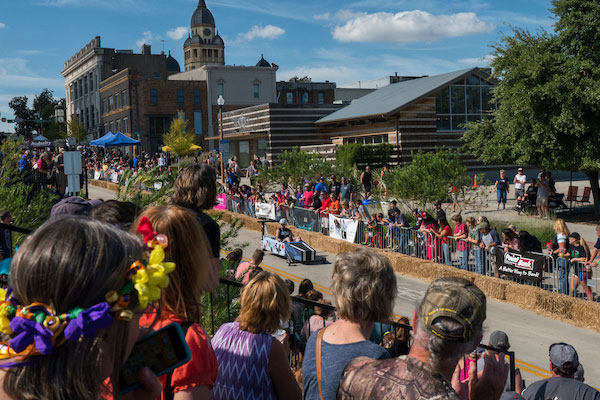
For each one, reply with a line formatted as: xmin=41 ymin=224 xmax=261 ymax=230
xmin=566 ymin=232 xmax=593 ymax=302
xmin=0 ymin=216 xmax=165 ymax=399
xmin=135 ymin=205 xmax=219 ymax=400
xmin=236 ymin=249 xmax=265 ymax=285
xmin=301 ymin=290 xmax=334 ymax=339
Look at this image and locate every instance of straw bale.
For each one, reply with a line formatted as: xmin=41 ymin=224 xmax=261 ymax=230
xmin=572 ymin=300 xmax=600 ymax=329
xmin=473 ymin=276 xmax=506 ymax=301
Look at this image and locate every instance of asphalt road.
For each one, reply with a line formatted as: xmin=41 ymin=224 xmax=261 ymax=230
xmin=87 ymin=184 xmax=600 ymax=388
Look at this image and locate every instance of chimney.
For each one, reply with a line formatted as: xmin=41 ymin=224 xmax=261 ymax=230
xmin=142 ymin=44 xmax=151 ymax=55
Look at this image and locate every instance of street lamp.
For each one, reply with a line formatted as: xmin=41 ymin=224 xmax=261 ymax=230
xmin=217 ymin=95 xmax=225 ymax=185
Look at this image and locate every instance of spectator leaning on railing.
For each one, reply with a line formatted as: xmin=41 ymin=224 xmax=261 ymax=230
xmin=303 ymin=248 xmax=397 ymax=400
xmin=338 ymin=277 xmax=508 ymax=400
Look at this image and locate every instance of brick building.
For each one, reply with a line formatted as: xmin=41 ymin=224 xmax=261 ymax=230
xmin=99 ymin=68 xmax=208 ymax=153
xmin=276 ymin=77 xmax=336 ymax=105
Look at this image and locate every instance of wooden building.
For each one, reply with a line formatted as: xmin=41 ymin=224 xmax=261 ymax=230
xmin=315 ymin=67 xmax=497 ymax=170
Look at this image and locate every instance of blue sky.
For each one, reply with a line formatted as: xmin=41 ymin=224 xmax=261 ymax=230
xmin=0 ymin=0 xmax=555 ymax=132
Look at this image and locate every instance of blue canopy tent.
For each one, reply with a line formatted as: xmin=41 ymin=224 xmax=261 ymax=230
xmin=89 ymin=132 xmax=117 ymax=148
xmin=103 ymin=132 xmax=141 ymax=147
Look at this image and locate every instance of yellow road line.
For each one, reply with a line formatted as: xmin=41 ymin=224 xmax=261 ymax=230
xmin=222 ymin=250 xmax=552 ymax=380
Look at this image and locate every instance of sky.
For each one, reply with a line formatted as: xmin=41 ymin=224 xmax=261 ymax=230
xmin=0 ymin=0 xmax=556 ymax=133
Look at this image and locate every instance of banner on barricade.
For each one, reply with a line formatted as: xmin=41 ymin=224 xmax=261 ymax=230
xmin=329 ymin=214 xmax=359 ymax=243
xmin=255 ymin=202 xmax=276 ymax=220
xmin=498 ymin=250 xmax=545 ymax=282
xmin=213 ymin=193 xmax=227 ymax=210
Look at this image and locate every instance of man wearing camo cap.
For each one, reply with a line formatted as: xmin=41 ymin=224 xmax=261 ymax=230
xmin=522 ymin=343 xmax=599 ymax=399
xmin=338 ymin=277 xmax=508 ymax=400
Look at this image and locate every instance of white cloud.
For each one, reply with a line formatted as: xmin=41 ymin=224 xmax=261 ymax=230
xmin=0 ymin=23 xmax=5 ymax=29
xmin=313 ymin=12 xmax=330 ymax=21
xmin=136 ymin=31 xmax=153 ymax=48
xmin=0 ymin=58 xmax=64 ymax=90
xmin=332 ymin=10 xmax=494 ymax=44
xmin=241 ymin=25 xmax=285 ymax=41
xmin=167 ymin=27 xmax=188 ymax=40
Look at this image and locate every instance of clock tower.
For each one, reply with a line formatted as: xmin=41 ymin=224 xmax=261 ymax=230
xmin=183 ymin=0 xmax=225 ymax=71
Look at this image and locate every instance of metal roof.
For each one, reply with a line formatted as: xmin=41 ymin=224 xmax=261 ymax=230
xmin=316 ymin=67 xmax=478 ymax=124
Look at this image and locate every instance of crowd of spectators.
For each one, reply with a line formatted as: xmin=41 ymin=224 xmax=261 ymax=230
xmin=0 ymin=161 xmax=597 ymax=399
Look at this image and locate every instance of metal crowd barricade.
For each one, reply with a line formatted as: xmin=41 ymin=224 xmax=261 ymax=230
xmin=569 ymin=260 xmax=596 ymax=301
xmin=292 ymin=207 xmax=321 ymax=232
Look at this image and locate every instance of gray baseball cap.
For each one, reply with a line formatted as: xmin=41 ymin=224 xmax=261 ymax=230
xmin=489 ymin=330 xmax=510 ymax=351
xmin=549 ymin=343 xmax=579 ymax=373
xmin=279 ymin=218 xmax=287 ymax=225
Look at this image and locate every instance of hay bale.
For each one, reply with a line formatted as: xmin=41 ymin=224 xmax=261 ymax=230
xmin=572 ymin=301 xmax=600 ymax=331
xmin=473 ymin=276 xmax=506 ymax=301
xmin=535 ymin=289 xmax=574 ymax=320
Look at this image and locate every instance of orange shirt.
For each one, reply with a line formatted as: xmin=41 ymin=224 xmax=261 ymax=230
xmin=330 ymin=200 xmax=341 ymax=214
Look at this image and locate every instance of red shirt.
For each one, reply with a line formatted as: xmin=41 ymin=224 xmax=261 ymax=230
xmin=140 ymin=311 xmax=218 ymax=399
xmin=322 ymin=197 xmax=332 ymax=211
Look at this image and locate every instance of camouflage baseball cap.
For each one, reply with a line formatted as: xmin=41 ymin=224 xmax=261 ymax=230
xmin=419 ymin=277 xmax=486 ymax=342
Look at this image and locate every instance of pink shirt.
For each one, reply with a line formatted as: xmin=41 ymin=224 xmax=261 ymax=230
xmin=301 ymin=315 xmax=332 ymax=339
xmin=235 ymin=261 xmax=254 ymax=284
xmin=454 ymin=223 xmax=468 ymax=251
xmin=303 ymin=190 xmax=314 ymax=206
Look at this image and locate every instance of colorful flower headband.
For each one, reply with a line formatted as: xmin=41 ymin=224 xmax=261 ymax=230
xmin=0 ymin=216 xmax=175 ymax=366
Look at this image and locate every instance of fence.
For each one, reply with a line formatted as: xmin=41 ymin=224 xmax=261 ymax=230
xmin=207 ymin=277 xmax=518 ymax=391
xmin=224 ymin=197 xmax=598 ymax=301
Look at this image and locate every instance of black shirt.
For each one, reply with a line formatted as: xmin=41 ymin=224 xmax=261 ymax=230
xmin=278 ymin=227 xmax=292 ymax=241
xmin=594 ymin=238 xmax=600 ymax=250
xmin=311 ymin=198 xmax=322 ymax=210
xmin=387 ymin=207 xmax=400 ymax=220
xmin=330 ymin=182 xmax=341 ymax=197
xmin=568 ymin=244 xmax=587 ymax=260
xmin=0 ymin=227 xmax=11 ymax=259
xmin=362 ymin=172 xmax=372 ymax=186
xmin=184 ymin=207 xmax=221 ymax=258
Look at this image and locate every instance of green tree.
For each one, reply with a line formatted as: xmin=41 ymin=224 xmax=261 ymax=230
xmin=8 ymin=96 xmax=35 ymax=137
xmin=463 ymin=0 xmax=600 ymax=217
xmin=162 ymin=117 xmax=197 ymax=159
xmin=256 ymin=147 xmax=333 ymax=188
xmin=67 ymin=115 xmax=88 ymax=144
xmin=386 ymin=149 xmax=470 ymax=206
xmin=0 ymin=138 xmax=56 ymax=244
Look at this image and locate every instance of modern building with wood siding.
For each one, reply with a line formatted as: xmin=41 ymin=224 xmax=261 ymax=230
xmin=315 ymin=67 xmax=497 ymax=170
xmin=215 ymin=103 xmax=341 ymax=167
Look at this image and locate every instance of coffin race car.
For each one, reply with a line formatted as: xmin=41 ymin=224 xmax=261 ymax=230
xmin=259 ymin=220 xmax=323 ymax=265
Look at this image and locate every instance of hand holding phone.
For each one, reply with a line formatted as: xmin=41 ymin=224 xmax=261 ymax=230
xmin=119 ymin=323 xmax=192 ymax=394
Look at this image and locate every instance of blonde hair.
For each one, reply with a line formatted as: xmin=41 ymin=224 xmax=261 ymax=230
xmin=238 ymin=271 xmax=292 ymax=334
xmin=331 ymin=248 xmax=396 ymax=323
xmin=465 ymin=217 xmax=476 ymax=227
xmin=554 ymin=219 xmax=570 ymax=236
xmin=134 ymin=205 xmax=212 ymax=323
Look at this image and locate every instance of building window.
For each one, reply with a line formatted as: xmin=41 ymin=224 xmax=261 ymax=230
xmin=74 ymin=82 xmax=78 ymax=99
xmin=122 ymin=90 xmax=128 ymax=107
xmin=108 ymin=96 xmax=114 ymax=112
xmin=103 ymin=99 xmax=108 ymax=115
xmin=123 ymin=117 xmax=129 ymax=133
xmin=302 ymin=92 xmax=308 ymax=104
xmin=150 ymin=89 xmax=158 ymax=105
xmin=194 ymin=89 xmax=201 ymax=105
xmin=208 ymin=49 xmax=213 ymax=58
xmin=202 ymin=49 xmax=207 ymax=58
xmin=343 ymin=135 xmax=388 ymax=145
xmin=194 ymin=111 xmax=202 ymax=134
xmin=89 ymin=74 xmax=93 ymax=91
xmin=217 ymin=83 xmax=224 ymax=97
xmin=253 ymin=84 xmax=260 ymax=99
xmin=318 ymin=92 xmax=325 ymax=105
xmin=286 ymin=92 xmax=293 ymax=104
xmin=194 ymin=49 xmax=198 ymax=58
xmin=109 ymin=121 xmax=114 ymax=132
xmin=177 ymin=88 xmax=184 ymax=105
xmin=90 ymin=105 xmax=95 ymax=127
xmin=104 ymin=123 xmax=108 ymax=134
xmin=114 ymin=93 xmax=120 ymax=110
xmin=435 ymin=75 xmax=495 ymax=131
xmin=154 ymin=72 xmax=162 ymax=80
xmin=215 ymin=50 xmax=219 ymax=58
xmin=115 ymin=119 xmax=121 ymax=133
xmin=84 ymin=76 xmax=88 ymax=94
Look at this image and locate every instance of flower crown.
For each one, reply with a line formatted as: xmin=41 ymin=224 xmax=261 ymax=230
xmin=0 ymin=217 xmax=175 ymax=366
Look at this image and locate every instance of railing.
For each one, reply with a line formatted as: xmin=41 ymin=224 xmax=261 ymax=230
xmin=223 ymin=197 xmax=598 ymax=301
xmin=208 ymin=277 xmax=517 ymax=390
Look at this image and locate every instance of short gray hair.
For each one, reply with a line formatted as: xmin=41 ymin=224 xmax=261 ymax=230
xmin=331 ymin=248 xmax=397 ymax=323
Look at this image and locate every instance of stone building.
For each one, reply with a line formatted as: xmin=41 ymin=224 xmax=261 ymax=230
xmin=183 ymin=0 xmax=225 ymax=71
xmin=276 ymin=76 xmax=336 ymax=105
xmin=62 ymin=37 xmax=172 ymax=139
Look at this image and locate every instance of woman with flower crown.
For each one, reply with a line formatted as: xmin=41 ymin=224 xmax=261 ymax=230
xmin=133 ymin=205 xmax=218 ymax=400
xmin=0 ymin=216 xmax=172 ymax=399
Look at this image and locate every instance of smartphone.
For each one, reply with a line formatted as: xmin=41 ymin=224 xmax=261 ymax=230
xmin=118 ymin=323 xmax=192 ymax=394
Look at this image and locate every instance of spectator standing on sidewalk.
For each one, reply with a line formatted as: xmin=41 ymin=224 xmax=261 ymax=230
xmin=360 ymin=165 xmax=372 ymax=198
xmin=552 ymin=219 xmax=571 ymax=295
xmin=340 ymin=176 xmax=353 ymax=203
xmin=452 ymin=214 xmax=469 ymax=270
xmin=513 ymin=168 xmax=527 ymax=209
xmin=495 ymin=169 xmax=510 ymax=210
xmin=338 ymin=277 xmax=508 ymax=400
xmin=536 ymin=171 xmax=550 ymax=218
xmin=522 ymin=343 xmax=600 ymax=400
